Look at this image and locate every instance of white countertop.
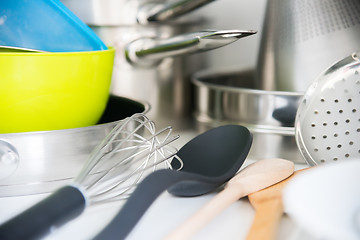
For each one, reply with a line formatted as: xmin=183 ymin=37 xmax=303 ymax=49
xmin=0 ymin=165 xmax=313 ymax=240
xmin=0 ymin=126 xmax=317 ymax=240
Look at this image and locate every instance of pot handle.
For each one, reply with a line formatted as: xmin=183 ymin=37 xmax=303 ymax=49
xmin=137 ymin=0 xmax=215 ymax=24
xmin=125 ymin=29 xmax=257 ymax=67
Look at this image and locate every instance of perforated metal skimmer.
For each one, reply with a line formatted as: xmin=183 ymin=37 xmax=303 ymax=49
xmin=295 ymin=51 xmax=360 ymax=166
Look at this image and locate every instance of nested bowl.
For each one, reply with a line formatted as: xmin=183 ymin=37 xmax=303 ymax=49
xmin=0 ymin=48 xmax=115 ymax=133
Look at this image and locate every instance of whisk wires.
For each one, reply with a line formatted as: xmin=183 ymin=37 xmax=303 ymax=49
xmin=73 ymin=113 xmax=182 ymax=204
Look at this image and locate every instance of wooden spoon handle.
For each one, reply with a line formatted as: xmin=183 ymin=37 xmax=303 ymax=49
xmin=246 ymin=198 xmax=283 ymax=240
xmin=165 ymin=187 xmax=245 ymax=240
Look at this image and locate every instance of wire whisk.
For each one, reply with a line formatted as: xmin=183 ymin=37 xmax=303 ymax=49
xmin=79 ymin=113 xmax=182 ymax=203
xmin=0 ymin=113 xmax=181 ymax=240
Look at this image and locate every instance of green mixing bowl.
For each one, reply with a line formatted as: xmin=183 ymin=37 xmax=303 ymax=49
xmin=0 ymin=48 xmax=115 ymax=133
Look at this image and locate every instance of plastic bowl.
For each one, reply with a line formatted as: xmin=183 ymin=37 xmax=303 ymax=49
xmin=0 ymin=0 xmax=108 ymax=52
xmin=0 ymin=48 xmax=115 ymax=133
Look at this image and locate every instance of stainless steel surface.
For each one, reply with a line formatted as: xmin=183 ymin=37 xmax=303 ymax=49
xmin=61 ymin=0 xmax=215 ymax=25
xmin=295 ymin=51 xmax=360 ymax=166
xmin=93 ymin=23 xmax=204 ymax=128
xmin=0 ymin=140 xmax=19 ymax=180
xmin=136 ymin=0 xmax=215 ymax=24
xmin=90 ymin=25 xmax=254 ymax=128
xmin=256 ymin=0 xmax=360 ymax=92
xmin=0 ymin=96 xmax=149 ymax=197
xmin=125 ymin=30 xmax=257 ymax=67
xmin=185 ymin=0 xmax=265 ymax=72
xmin=192 ymin=68 xmax=305 ymax=163
xmin=61 ymin=0 xmax=256 ymax=128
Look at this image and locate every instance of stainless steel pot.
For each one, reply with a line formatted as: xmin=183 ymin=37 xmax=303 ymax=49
xmin=256 ymin=0 xmax=360 ymax=92
xmin=105 ymin=28 xmax=254 ymax=128
xmin=192 ymin=68 xmax=305 ymax=163
xmin=0 ymin=96 xmax=149 ymax=197
xmin=61 ymin=0 xmax=256 ymax=128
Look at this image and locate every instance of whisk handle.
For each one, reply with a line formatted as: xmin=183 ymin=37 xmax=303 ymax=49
xmin=0 ymin=185 xmax=86 ymax=240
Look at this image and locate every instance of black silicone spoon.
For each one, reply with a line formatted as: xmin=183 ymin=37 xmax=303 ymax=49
xmin=94 ymin=124 xmax=252 ymax=239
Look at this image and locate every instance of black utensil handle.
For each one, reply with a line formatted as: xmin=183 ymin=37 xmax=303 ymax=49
xmin=94 ymin=169 xmax=193 ymax=240
xmin=0 ymin=185 xmax=86 ymax=240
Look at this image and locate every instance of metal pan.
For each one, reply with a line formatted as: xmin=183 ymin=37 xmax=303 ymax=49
xmin=192 ymin=68 xmax=305 ymax=163
xmin=0 ymin=96 xmax=149 ymax=197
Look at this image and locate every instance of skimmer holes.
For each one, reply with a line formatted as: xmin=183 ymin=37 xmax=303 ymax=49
xmin=301 ymin=68 xmax=360 ymax=163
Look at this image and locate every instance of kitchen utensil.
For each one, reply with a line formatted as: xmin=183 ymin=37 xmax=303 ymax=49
xmin=125 ymin=30 xmax=256 ymax=67
xmin=246 ymin=169 xmax=306 ymax=240
xmin=0 ymin=0 xmax=107 ymax=52
xmin=193 ymin=68 xmax=304 ymax=163
xmin=295 ymin=51 xmax=360 ymax=166
xmin=165 ymin=158 xmax=294 ymax=240
xmin=0 ymin=96 xmax=149 ymax=197
xmin=283 ymin=160 xmax=360 ymax=240
xmin=0 ymin=47 xmax=115 ymax=133
xmin=94 ymin=124 xmax=252 ymax=239
xmin=256 ymin=0 xmax=360 ymax=92
xmin=0 ymin=113 xmax=180 ymax=240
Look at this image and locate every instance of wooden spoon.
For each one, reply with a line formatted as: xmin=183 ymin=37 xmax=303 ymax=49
xmin=246 ymin=169 xmax=308 ymax=240
xmin=165 ymin=158 xmax=294 ymax=240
